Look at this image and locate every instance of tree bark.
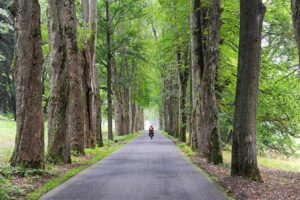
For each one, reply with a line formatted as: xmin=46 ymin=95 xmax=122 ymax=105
xmin=10 ymin=0 xmax=44 ymax=168
xmin=178 ymin=48 xmax=190 ymax=142
xmin=190 ymin=0 xmax=204 ymax=150
xmin=81 ymin=0 xmax=100 ymax=149
xmin=105 ymin=0 xmax=114 ymax=141
xmin=47 ymin=0 xmax=85 ymax=163
xmin=200 ymin=0 xmax=223 ymax=164
xmin=190 ymin=0 xmax=223 ymax=165
xmin=231 ymin=0 xmax=265 ymax=182
xmin=97 ymin=97 xmax=103 ymax=147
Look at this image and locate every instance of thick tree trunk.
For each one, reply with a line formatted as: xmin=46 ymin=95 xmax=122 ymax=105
xmin=136 ymin=106 xmax=144 ymax=130
xmin=47 ymin=0 xmax=85 ymax=163
xmin=231 ymin=0 xmax=265 ymax=182
xmin=114 ymin=85 xmax=131 ymax=136
xmin=81 ymin=0 xmax=100 ymax=149
xmin=190 ymin=0 xmax=204 ymax=150
xmin=131 ymin=102 xmax=137 ymax=133
xmin=190 ymin=0 xmax=223 ymax=165
xmin=10 ymin=0 xmax=44 ymax=168
xmin=292 ymin=0 xmax=300 ymax=69
xmin=105 ymin=0 xmax=113 ymax=141
xmin=178 ymin=49 xmax=190 ymax=142
xmin=199 ymin=0 xmax=223 ymax=164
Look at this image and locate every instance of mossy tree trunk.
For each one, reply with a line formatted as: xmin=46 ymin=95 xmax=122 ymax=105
xmin=178 ymin=48 xmax=190 ymax=142
xmin=47 ymin=0 xmax=85 ymax=163
xmin=10 ymin=0 xmax=44 ymax=168
xmin=190 ymin=0 xmax=223 ymax=164
xmin=81 ymin=0 xmax=101 ymax=149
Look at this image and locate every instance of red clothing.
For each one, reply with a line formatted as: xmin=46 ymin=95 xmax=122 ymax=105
xmin=149 ymin=126 xmax=154 ymax=132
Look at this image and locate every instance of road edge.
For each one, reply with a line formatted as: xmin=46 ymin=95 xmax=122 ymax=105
xmin=161 ymin=131 xmax=234 ymax=200
xmin=27 ymin=132 xmax=142 ymax=200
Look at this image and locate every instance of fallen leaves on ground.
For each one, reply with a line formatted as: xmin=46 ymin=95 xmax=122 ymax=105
xmin=191 ymin=154 xmax=300 ymax=200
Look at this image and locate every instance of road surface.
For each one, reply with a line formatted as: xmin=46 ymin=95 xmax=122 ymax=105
xmin=41 ymin=131 xmax=227 ymax=200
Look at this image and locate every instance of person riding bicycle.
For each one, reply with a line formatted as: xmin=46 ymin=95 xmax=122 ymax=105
xmin=149 ymin=125 xmax=154 ymax=139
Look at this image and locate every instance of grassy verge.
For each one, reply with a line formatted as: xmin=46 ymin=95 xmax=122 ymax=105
xmin=0 ymin=117 xmax=140 ymax=200
xmin=27 ymin=132 xmax=140 ymax=200
xmin=222 ymin=151 xmax=300 ymax=173
xmin=163 ymin=131 xmax=300 ymax=173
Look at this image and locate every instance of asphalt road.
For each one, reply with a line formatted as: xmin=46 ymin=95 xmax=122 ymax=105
xmin=41 ymin=131 xmax=227 ymax=200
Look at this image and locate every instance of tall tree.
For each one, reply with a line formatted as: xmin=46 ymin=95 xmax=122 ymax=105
xmin=231 ymin=0 xmax=265 ymax=181
xmin=190 ymin=0 xmax=223 ymax=164
xmin=200 ymin=0 xmax=223 ymax=164
xmin=190 ymin=0 xmax=205 ymax=150
xmin=105 ymin=0 xmax=114 ymax=140
xmin=178 ymin=48 xmax=190 ymax=142
xmin=47 ymin=0 xmax=85 ymax=163
xmin=9 ymin=0 xmax=44 ymax=168
xmin=81 ymin=0 xmax=101 ymax=148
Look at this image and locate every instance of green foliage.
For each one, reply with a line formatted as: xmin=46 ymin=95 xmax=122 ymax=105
xmin=0 ymin=8 xmax=12 ymax=34
xmin=0 ymin=176 xmax=9 ymax=200
xmin=97 ymin=0 xmax=161 ymax=112
xmin=219 ymin=0 xmax=300 ymax=155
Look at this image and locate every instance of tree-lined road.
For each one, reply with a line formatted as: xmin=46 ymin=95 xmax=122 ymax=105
xmin=41 ymin=131 xmax=226 ymax=200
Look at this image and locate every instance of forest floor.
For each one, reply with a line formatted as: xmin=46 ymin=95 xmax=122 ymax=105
xmin=0 ymin=117 xmax=140 ymax=200
xmin=166 ymin=134 xmax=300 ymax=200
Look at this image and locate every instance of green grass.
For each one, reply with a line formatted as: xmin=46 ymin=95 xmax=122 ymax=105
xmin=27 ymin=132 xmax=140 ymax=200
xmin=0 ymin=118 xmax=16 ymax=164
xmin=223 ymin=151 xmax=300 ymax=173
xmin=0 ymin=116 xmax=141 ymax=199
xmin=0 ymin=118 xmax=16 ymax=146
xmin=163 ymin=131 xmax=300 ymax=173
xmin=0 ymin=117 xmax=113 ymax=164
xmin=0 ymin=118 xmax=49 ymax=164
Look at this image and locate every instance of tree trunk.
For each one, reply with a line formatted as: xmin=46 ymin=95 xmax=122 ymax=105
xmin=81 ymin=0 xmax=100 ymax=149
xmin=47 ymin=0 xmax=85 ymax=163
xmin=231 ymin=0 xmax=265 ymax=182
xmin=190 ymin=0 xmax=223 ymax=165
xmin=97 ymin=97 xmax=103 ymax=147
xmin=199 ymin=0 xmax=223 ymax=165
xmin=10 ymin=0 xmax=44 ymax=168
xmin=190 ymin=0 xmax=204 ymax=150
xmin=178 ymin=48 xmax=190 ymax=142
xmin=131 ymin=102 xmax=137 ymax=133
xmin=105 ymin=0 xmax=113 ymax=141
xmin=292 ymin=0 xmax=300 ymax=69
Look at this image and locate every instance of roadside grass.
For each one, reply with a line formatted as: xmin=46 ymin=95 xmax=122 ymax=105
xmin=0 ymin=116 xmax=141 ymax=200
xmin=0 ymin=118 xmax=16 ymax=147
xmin=0 ymin=117 xmax=48 ymax=164
xmin=163 ymin=131 xmax=300 ymax=173
xmin=223 ymin=151 xmax=300 ymax=173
